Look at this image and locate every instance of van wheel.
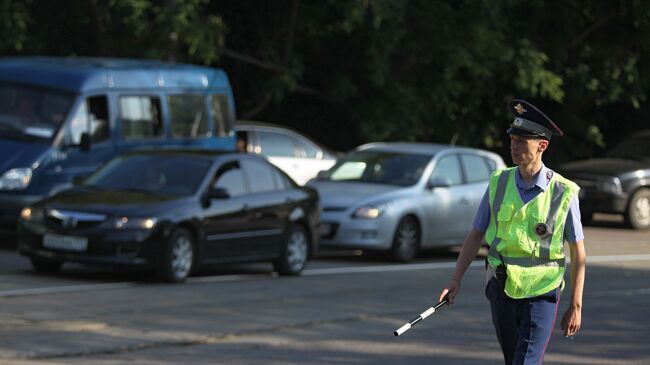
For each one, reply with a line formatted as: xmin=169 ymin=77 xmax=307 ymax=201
xmin=273 ymin=224 xmax=309 ymax=276
xmin=158 ymin=228 xmax=195 ymax=283
xmin=31 ymin=257 xmax=63 ymax=273
xmin=625 ymin=188 xmax=650 ymax=229
xmin=390 ymin=216 xmax=420 ymax=262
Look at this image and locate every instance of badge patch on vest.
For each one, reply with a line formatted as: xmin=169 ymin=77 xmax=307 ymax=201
xmin=535 ymin=223 xmax=551 ymax=238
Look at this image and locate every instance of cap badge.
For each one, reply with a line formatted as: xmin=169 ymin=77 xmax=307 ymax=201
xmin=514 ymin=103 xmax=527 ymax=115
xmin=513 ymin=117 xmax=523 ymax=127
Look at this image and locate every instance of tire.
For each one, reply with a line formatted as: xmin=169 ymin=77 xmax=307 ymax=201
xmin=390 ymin=216 xmax=420 ymax=262
xmin=158 ymin=228 xmax=195 ymax=283
xmin=625 ymin=188 xmax=650 ymax=230
xmin=30 ymin=257 xmax=63 ymax=274
xmin=273 ymin=224 xmax=309 ymax=276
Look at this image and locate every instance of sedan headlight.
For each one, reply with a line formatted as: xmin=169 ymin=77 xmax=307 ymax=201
xmin=20 ymin=206 xmax=44 ymax=221
xmin=597 ymin=177 xmax=623 ymax=194
xmin=111 ymin=217 xmax=158 ymax=230
xmin=0 ymin=168 xmax=32 ymax=190
xmin=352 ymin=201 xmax=392 ymax=219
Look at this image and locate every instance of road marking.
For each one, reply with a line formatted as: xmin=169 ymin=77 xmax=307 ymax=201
xmin=588 ymin=288 xmax=650 ymax=297
xmin=585 ymin=254 xmax=650 ymax=262
xmin=2 ymin=254 xmax=650 ymax=298
xmin=0 ymin=282 xmax=138 ymax=298
xmin=302 ymin=261 xmax=471 ymax=275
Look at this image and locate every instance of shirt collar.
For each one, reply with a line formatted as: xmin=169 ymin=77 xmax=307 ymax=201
xmin=515 ymin=163 xmax=552 ymax=191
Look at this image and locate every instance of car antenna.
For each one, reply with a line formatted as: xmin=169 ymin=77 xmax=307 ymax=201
xmin=449 ymin=133 xmax=459 ymax=146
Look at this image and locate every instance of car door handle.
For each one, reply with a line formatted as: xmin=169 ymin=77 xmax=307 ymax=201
xmin=459 ymin=198 xmax=470 ymax=205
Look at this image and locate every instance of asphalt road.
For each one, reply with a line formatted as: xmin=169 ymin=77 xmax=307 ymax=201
xmin=0 ymin=215 xmax=648 ymax=365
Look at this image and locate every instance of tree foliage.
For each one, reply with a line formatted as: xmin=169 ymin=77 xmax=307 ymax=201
xmin=2 ymin=0 xmax=650 ymax=163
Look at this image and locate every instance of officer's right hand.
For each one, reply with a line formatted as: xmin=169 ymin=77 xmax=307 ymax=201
xmin=438 ymin=278 xmax=461 ymax=304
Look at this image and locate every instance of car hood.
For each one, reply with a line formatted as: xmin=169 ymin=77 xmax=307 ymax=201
xmin=0 ymin=138 xmax=49 ymax=173
xmin=309 ymin=181 xmax=409 ymax=208
xmin=560 ymin=158 xmax=649 ymax=177
xmin=41 ymin=188 xmax=186 ymax=216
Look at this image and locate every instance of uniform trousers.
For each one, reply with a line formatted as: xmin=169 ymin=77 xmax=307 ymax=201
xmin=485 ymin=277 xmax=561 ymax=365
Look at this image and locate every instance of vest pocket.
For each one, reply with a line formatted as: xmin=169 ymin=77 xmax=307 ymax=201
xmin=496 ymin=204 xmax=514 ymax=238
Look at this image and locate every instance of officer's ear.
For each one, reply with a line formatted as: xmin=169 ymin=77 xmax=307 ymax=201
xmin=537 ymin=140 xmax=549 ymax=152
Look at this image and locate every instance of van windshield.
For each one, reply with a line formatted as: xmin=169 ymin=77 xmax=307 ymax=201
xmin=0 ymin=83 xmax=74 ymax=142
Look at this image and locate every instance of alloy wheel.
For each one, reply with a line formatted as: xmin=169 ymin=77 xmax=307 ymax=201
xmin=632 ymin=195 xmax=650 ymax=227
xmin=286 ymin=230 xmax=308 ymax=272
xmin=171 ymin=235 xmax=193 ymax=279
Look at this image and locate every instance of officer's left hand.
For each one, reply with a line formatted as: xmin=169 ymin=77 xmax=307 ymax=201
xmin=561 ymin=305 xmax=581 ymax=337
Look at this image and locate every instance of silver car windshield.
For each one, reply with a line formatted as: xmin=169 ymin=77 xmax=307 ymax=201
xmin=321 ymin=150 xmax=432 ymax=186
xmin=0 ymin=83 xmax=74 ymax=141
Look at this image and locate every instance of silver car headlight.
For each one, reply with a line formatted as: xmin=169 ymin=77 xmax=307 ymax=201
xmin=110 ymin=217 xmax=158 ymax=230
xmin=352 ymin=201 xmax=392 ymax=219
xmin=597 ymin=177 xmax=622 ymax=194
xmin=20 ymin=206 xmax=44 ymax=221
xmin=0 ymin=167 xmax=32 ymax=190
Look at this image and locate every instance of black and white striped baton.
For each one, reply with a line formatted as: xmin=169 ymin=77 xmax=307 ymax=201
xmin=394 ymin=296 xmax=448 ymax=336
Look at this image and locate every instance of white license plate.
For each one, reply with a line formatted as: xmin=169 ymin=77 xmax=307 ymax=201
xmin=43 ymin=234 xmax=88 ymax=252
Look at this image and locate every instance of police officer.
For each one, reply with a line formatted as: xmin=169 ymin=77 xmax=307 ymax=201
xmin=438 ymin=99 xmax=586 ymax=365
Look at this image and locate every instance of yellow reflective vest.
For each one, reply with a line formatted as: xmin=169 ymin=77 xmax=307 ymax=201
xmin=485 ymin=167 xmax=579 ymax=299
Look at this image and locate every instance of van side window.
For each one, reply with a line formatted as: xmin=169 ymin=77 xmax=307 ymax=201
xmin=209 ymin=94 xmax=234 ymax=137
xmin=120 ymin=96 xmax=163 ymax=139
xmin=168 ymin=94 xmax=209 ymax=138
xmin=64 ymin=95 xmax=109 ymax=145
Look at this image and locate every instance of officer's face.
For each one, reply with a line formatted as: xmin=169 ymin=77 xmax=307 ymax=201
xmin=510 ymin=135 xmax=547 ymax=165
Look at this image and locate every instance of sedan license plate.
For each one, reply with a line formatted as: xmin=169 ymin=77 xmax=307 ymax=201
xmin=43 ymin=234 xmax=88 ymax=252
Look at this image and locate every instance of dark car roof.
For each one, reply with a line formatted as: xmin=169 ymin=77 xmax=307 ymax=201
xmin=124 ymin=148 xmax=235 ymax=160
xmin=0 ymin=57 xmax=230 ymax=93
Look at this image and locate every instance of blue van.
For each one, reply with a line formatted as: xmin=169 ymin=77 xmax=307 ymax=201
xmin=0 ymin=57 xmax=237 ymax=237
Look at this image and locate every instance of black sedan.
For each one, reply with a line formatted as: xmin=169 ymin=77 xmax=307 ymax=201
xmin=17 ymin=149 xmax=320 ymax=282
xmin=560 ymin=130 xmax=650 ymax=229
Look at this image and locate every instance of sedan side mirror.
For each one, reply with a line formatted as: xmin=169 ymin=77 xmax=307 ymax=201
xmin=79 ymin=132 xmax=91 ymax=151
xmin=427 ymin=177 xmax=451 ymax=189
xmin=72 ymin=175 xmax=85 ymax=186
xmin=207 ymin=187 xmax=230 ymax=200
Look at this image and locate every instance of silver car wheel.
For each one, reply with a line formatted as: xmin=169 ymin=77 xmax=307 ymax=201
xmin=391 ymin=216 xmax=420 ymax=262
xmin=287 ymin=230 xmax=308 ymax=271
xmin=627 ymin=189 xmax=650 ymax=229
xmin=633 ymin=195 xmax=650 ymax=226
xmin=171 ymin=235 xmax=193 ymax=279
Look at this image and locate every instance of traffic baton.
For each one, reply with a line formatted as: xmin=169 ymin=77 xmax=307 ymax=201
xmin=394 ymin=296 xmax=448 ymax=336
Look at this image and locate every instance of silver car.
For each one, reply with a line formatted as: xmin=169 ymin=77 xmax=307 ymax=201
xmin=235 ymin=121 xmax=338 ymax=185
xmin=309 ymin=142 xmax=506 ymax=262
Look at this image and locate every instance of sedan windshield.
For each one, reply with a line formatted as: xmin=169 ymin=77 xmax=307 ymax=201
xmin=606 ymin=135 xmax=650 ymax=161
xmin=84 ymin=155 xmax=211 ymax=196
xmin=321 ymin=150 xmax=432 ymax=186
xmin=0 ymin=83 xmax=74 ymax=141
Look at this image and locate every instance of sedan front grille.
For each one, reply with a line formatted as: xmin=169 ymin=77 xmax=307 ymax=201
xmin=322 ymin=206 xmax=348 ymax=212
